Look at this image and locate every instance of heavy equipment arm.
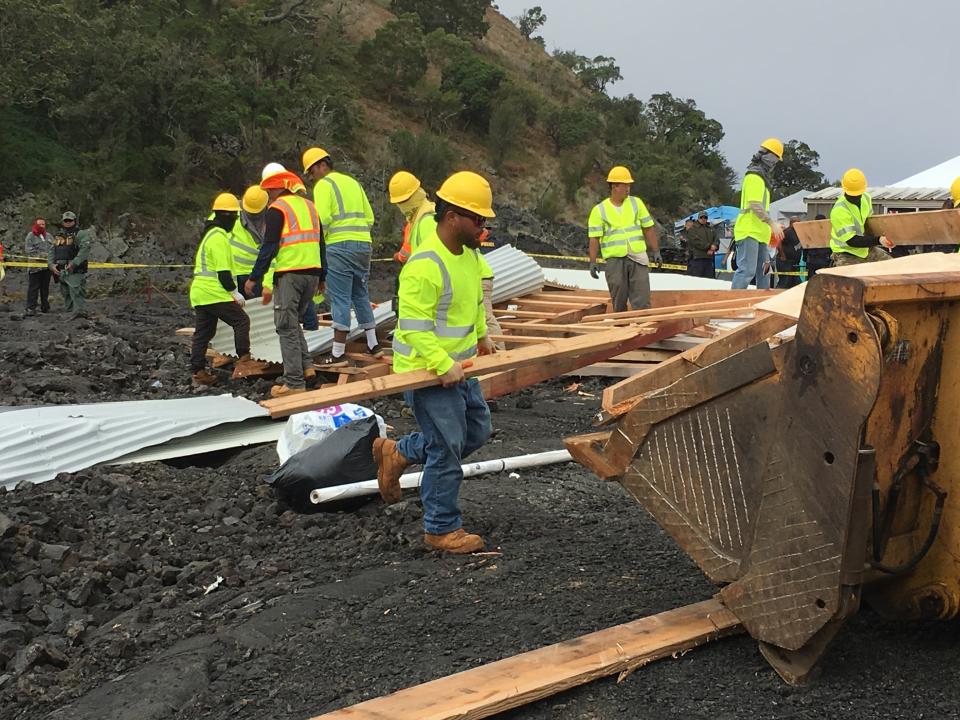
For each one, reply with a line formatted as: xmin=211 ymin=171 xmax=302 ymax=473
xmin=567 ymin=254 xmax=960 ymax=683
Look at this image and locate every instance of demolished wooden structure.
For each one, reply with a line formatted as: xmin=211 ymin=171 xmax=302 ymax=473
xmin=309 ymin=599 xmax=741 ymax=720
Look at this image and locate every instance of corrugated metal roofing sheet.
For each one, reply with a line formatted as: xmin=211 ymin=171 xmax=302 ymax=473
xmin=806 ymin=186 xmax=951 ymax=202
xmin=110 ymin=417 xmax=281 ymax=465
xmin=543 ymin=268 xmax=730 ymax=291
xmin=1 ymin=395 xmax=267 ymax=489
xmin=212 ymin=245 xmax=544 ymax=362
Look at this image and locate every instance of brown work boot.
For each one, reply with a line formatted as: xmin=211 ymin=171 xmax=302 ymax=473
xmin=192 ymin=369 xmax=218 ymax=386
xmin=270 ymin=384 xmax=306 ymax=398
xmin=304 ymin=366 xmax=317 ymax=380
xmin=372 ymin=437 xmax=409 ymax=504
xmin=424 ymin=529 xmax=485 ymax=554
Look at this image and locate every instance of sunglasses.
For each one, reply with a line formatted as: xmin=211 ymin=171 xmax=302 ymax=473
xmin=450 ymin=208 xmax=486 ymax=227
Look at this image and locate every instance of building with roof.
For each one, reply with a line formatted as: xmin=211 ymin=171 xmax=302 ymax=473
xmin=804 ymin=186 xmax=951 ymax=218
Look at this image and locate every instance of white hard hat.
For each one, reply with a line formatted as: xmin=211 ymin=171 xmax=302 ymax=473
xmin=261 ymin=162 xmax=286 ymax=181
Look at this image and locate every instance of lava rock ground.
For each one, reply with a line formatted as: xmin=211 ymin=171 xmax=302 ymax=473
xmin=2 ymin=283 xmax=960 ymax=719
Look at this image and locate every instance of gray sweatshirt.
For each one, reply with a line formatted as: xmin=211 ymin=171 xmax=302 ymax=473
xmin=24 ymin=230 xmax=54 ymax=273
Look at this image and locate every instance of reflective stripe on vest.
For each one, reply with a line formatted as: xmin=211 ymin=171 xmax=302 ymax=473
xmin=598 ymin=197 xmax=647 ymax=255
xmin=321 ymin=174 xmax=372 ymax=243
xmin=395 ymin=251 xmax=474 ymax=339
xmin=194 ymin=227 xmax=227 ymax=278
xmin=271 ymin=196 xmax=322 ymax=272
xmin=829 ymin=194 xmax=871 ymax=257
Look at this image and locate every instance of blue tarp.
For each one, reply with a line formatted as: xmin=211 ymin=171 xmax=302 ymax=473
xmin=674 ymin=205 xmax=740 ymax=229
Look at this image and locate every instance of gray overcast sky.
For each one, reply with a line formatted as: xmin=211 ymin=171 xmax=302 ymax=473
xmin=495 ymin=0 xmax=956 ymax=185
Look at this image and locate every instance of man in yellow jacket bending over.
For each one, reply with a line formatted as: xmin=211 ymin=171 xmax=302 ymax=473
xmin=373 ymin=171 xmax=497 ymax=555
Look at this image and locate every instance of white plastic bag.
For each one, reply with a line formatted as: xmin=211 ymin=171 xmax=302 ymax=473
xmin=276 ymin=404 xmax=386 ymax=463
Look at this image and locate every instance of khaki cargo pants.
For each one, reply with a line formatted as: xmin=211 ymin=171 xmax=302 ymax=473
xmin=830 ymin=247 xmax=893 ymax=267
xmin=604 ymin=257 xmax=651 ymax=312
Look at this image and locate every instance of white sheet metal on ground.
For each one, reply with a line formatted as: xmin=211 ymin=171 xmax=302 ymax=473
xmin=110 ymin=417 xmax=282 ymax=465
xmin=210 ymin=245 xmax=544 ymax=362
xmin=543 ymin=267 xmax=731 ymax=291
xmin=0 ymin=395 xmax=267 ymax=489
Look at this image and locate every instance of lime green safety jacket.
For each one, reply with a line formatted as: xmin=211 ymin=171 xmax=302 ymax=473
xmin=734 ymin=173 xmax=772 ymax=244
xmin=393 ymin=232 xmax=487 ymax=376
xmin=189 ymin=227 xmax=234 ymax=307
xmin=588 ymin=196 xmax=655 ymax=258
xmin=313 ymin=171 xmax=375 ymax=245
xmin=829 ymin=193 xmax=873 ymax=259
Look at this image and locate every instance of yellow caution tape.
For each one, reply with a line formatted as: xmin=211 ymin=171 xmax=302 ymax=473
xmin=4 ymin=261 xmax=191 ymax=269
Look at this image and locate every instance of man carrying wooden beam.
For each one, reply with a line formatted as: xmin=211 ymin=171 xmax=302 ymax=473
xmin=372 ymin=171 xmax=497 ymax=554
xmin=829 ymin=168 xmax=895 ymax=266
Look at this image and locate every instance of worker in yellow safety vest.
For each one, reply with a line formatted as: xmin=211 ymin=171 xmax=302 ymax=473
xmin=732 ymin=138 xmax=785 ymax=289
xmin=303 ymin=147 xmax=381 ymax=365
xmin=587 ymin=166 xmax=662 ymax=312
xmin=829 ymin=168 xmax=895 ymax=267
xmin=245 ymin=164 xmax=324 ymax=397
xmin=189 ymin=193 xmax=252 ymax=386
xmin=372 ymin=171 xmax=497 ymax=555
xmin=231 ymin=185 xmax=270 ymax=298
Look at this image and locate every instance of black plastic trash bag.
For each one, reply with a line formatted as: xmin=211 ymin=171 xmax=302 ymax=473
xmin=265 ymin=415 xmax=380 ymax=513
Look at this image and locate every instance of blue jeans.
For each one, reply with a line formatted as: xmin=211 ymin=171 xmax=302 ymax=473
xmin=301 ymin=299 xmax=319 ymax=331
xmin=731 ymin=238 xmax=771 ymax=290
xmin=326 ymin=241 xmax=376 ymax=331
xmin=397 ymin=379 xmax=491 ymax=535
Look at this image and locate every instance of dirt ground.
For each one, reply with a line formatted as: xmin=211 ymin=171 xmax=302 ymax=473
xmin=2 ymin=274 xmax=960 ymax=720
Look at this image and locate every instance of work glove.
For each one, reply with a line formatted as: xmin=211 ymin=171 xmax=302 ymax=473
xmin=589 ymin=262 xmax=601 ymax=279
xmin=231 ymin=291 xmax=246 ymax=307
xmin=648 ymin=250 xmax=663 ymax=266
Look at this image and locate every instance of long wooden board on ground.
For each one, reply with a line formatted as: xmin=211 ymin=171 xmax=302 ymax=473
xmin=261 ymin=327 xmax=652 ymax=418
xmin=793 ymin=207 xmax=960 ymax=248
xmin=308 ymin=599 xmax=740 ymax=720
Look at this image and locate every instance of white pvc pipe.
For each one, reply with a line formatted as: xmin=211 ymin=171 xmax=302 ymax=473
xmin=309 ymin=449 xmax=573 ymax=505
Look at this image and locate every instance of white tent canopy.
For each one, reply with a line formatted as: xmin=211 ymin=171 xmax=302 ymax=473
xmin=891 ymin=155 xmax=960 ymax=188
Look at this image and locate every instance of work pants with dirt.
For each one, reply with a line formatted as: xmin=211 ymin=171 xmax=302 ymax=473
xmin=326 ymin=242 xmax=376 ymax=332
xmin=26 ymin=269 xmax=52 ymax=312
xmin=686 ymin=257 xmax=715 ymax=279
xmin=274 ymin=272 xmax=317 ymax=389
xmin=731 ymin=238 xmax=771 ymax=290
xmin=397 ymin=379 xmax=491 ymax=535
xmin=830 ymin=247 xmax=893 ymax=268
xmin=190 ymin=301 xmax=250 ymax=373
xmin=58 ymin=270 xmax=87 ymax=312
xmin=481 ymin=277 xmax=504 ymax=350
xmin=604 ymin=256 xmax=650 ymax=312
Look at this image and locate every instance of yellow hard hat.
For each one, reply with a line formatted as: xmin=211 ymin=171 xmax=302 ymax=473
xmin=606 ymin=166 xmax=634 ymax=184
xmin=760 ymin=138 xmax=784 ymax=159
xmin=841 ymin=168 xmax=868 ymax=196
xmin=212 ymin=192 xmax=241 ymax=212
xmin=951 ymin=176 xmax=960 ymax=206
xmin=389 ymin=171 xmax=421 ymax=204
xmin=302 ymin=147 xmax=330 ymax=174
xmin=242 ymin=186 xmax=269 ymax=214
xmin=436 ymin=171 xmax=496 ymax=218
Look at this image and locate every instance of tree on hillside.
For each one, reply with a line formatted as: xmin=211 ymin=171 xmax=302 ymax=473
xmin=440 ymin=53 xmax=504 ymax=129
xmin=645 ymin=92 xmax=724 ymax=156
xmin=551 ymin=50 xmax=621 ymax=93
xmin=514 ymin=6 xmax=546 ymax=39
xmin=769 ymin=139 xmax=829 ymax=196
xmin=390 ymin=0 xmax=490 ymax=39
xmin=357 ymin=15 xmax=427 ymax=101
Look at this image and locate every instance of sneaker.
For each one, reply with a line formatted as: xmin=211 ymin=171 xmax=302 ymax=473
xmin=192 ymin=369 xmax=218 ymax=386
xmin=269 ymin=384 xmax=306 ymax=398
xmin=319 ymin=354 xmax=348 ymax=369
xmin=372 ymin=438 xmax=409 ymax=504
xmin=424 ymin=529 xmax=485 ymax=554
xmin=366 ymin=343 xmax=385 ymax=359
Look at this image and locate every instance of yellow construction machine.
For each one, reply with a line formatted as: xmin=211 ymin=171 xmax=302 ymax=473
xmin=567 ymin=240 xmax=960 ymax=683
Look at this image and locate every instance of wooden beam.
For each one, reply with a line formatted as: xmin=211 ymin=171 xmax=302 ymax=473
xmin=580 ymin=306 xmax=757 ymax=326
xmin=649 ymin=289 xmax=778 ymax=307
xmin=579 ymin=296 xmax=765 ymax=323
xmin=261 ymin=328 xmax=644 ymax=418
xmin=308 ymin=599 xmax=739 ymax=720
xmin=599 ymin=312 xmax=796 ymax=420
xmin=562 ymin=362 xmax=655 ymax=378
xmin=794 ymin=207 xmax=960 ymax=248
xmin=478 ymin=320 xmax=694 ymax=399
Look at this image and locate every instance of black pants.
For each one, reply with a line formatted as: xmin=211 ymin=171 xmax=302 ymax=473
xmin=191 ymin=302 xmax=251 ymax=372
xmin=26 ymin=270 xmax=52 ymax=311
xmin=686 ymin=258 xmax=715 ymax=279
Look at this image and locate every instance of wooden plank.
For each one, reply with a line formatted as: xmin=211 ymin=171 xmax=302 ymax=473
xmin=599 ymin=312 xmax=796 ymax=420
xmin=562 ymin=362 xmax=655 ymax=378
xmin=478 ymin=320 xmax=694 ymax=399
xmin=794 ymin=207 xmax=960 ymax=248
xmin=580 ymin=306 xmax=757 ymax=326
xmin=496 ymin=321 xmax=631 ymax=333
xmin=649 ymin=289 xmax=776 ymax=307
xmin=579 ymin=296 xmax=766 ymax=323
xmin=308 ymin=599 xmax=740 ymax=720
xmin=491 ymin=309 xmax=558 ymax=319
xmin=612 ymin=348 xmax=677 ymax=363
xmin=262 ymin=328 xmax=643 ymax=418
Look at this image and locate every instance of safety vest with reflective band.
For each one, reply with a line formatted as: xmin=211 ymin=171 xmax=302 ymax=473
xmin=313 ymin=171 xmax=374 ymax=245
xmin=189 ymin=226 xmax=234 ymax=308
xmin=829 ymin=193 xmax=873 ymax=259
xmin=733 ymin=173 xmax=772 ymax=244
xmin=393 ymin=232 xmax=487 ymax=376
xmin=270 ymin=195 xmax=322 ymax=273
xmin=396 ymin=202 xmax=437 ymax=263
xmin=587 ymin=196 xmax=654 ymax=259
xmin=230 ymin=218 xmax=260 ymax=277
